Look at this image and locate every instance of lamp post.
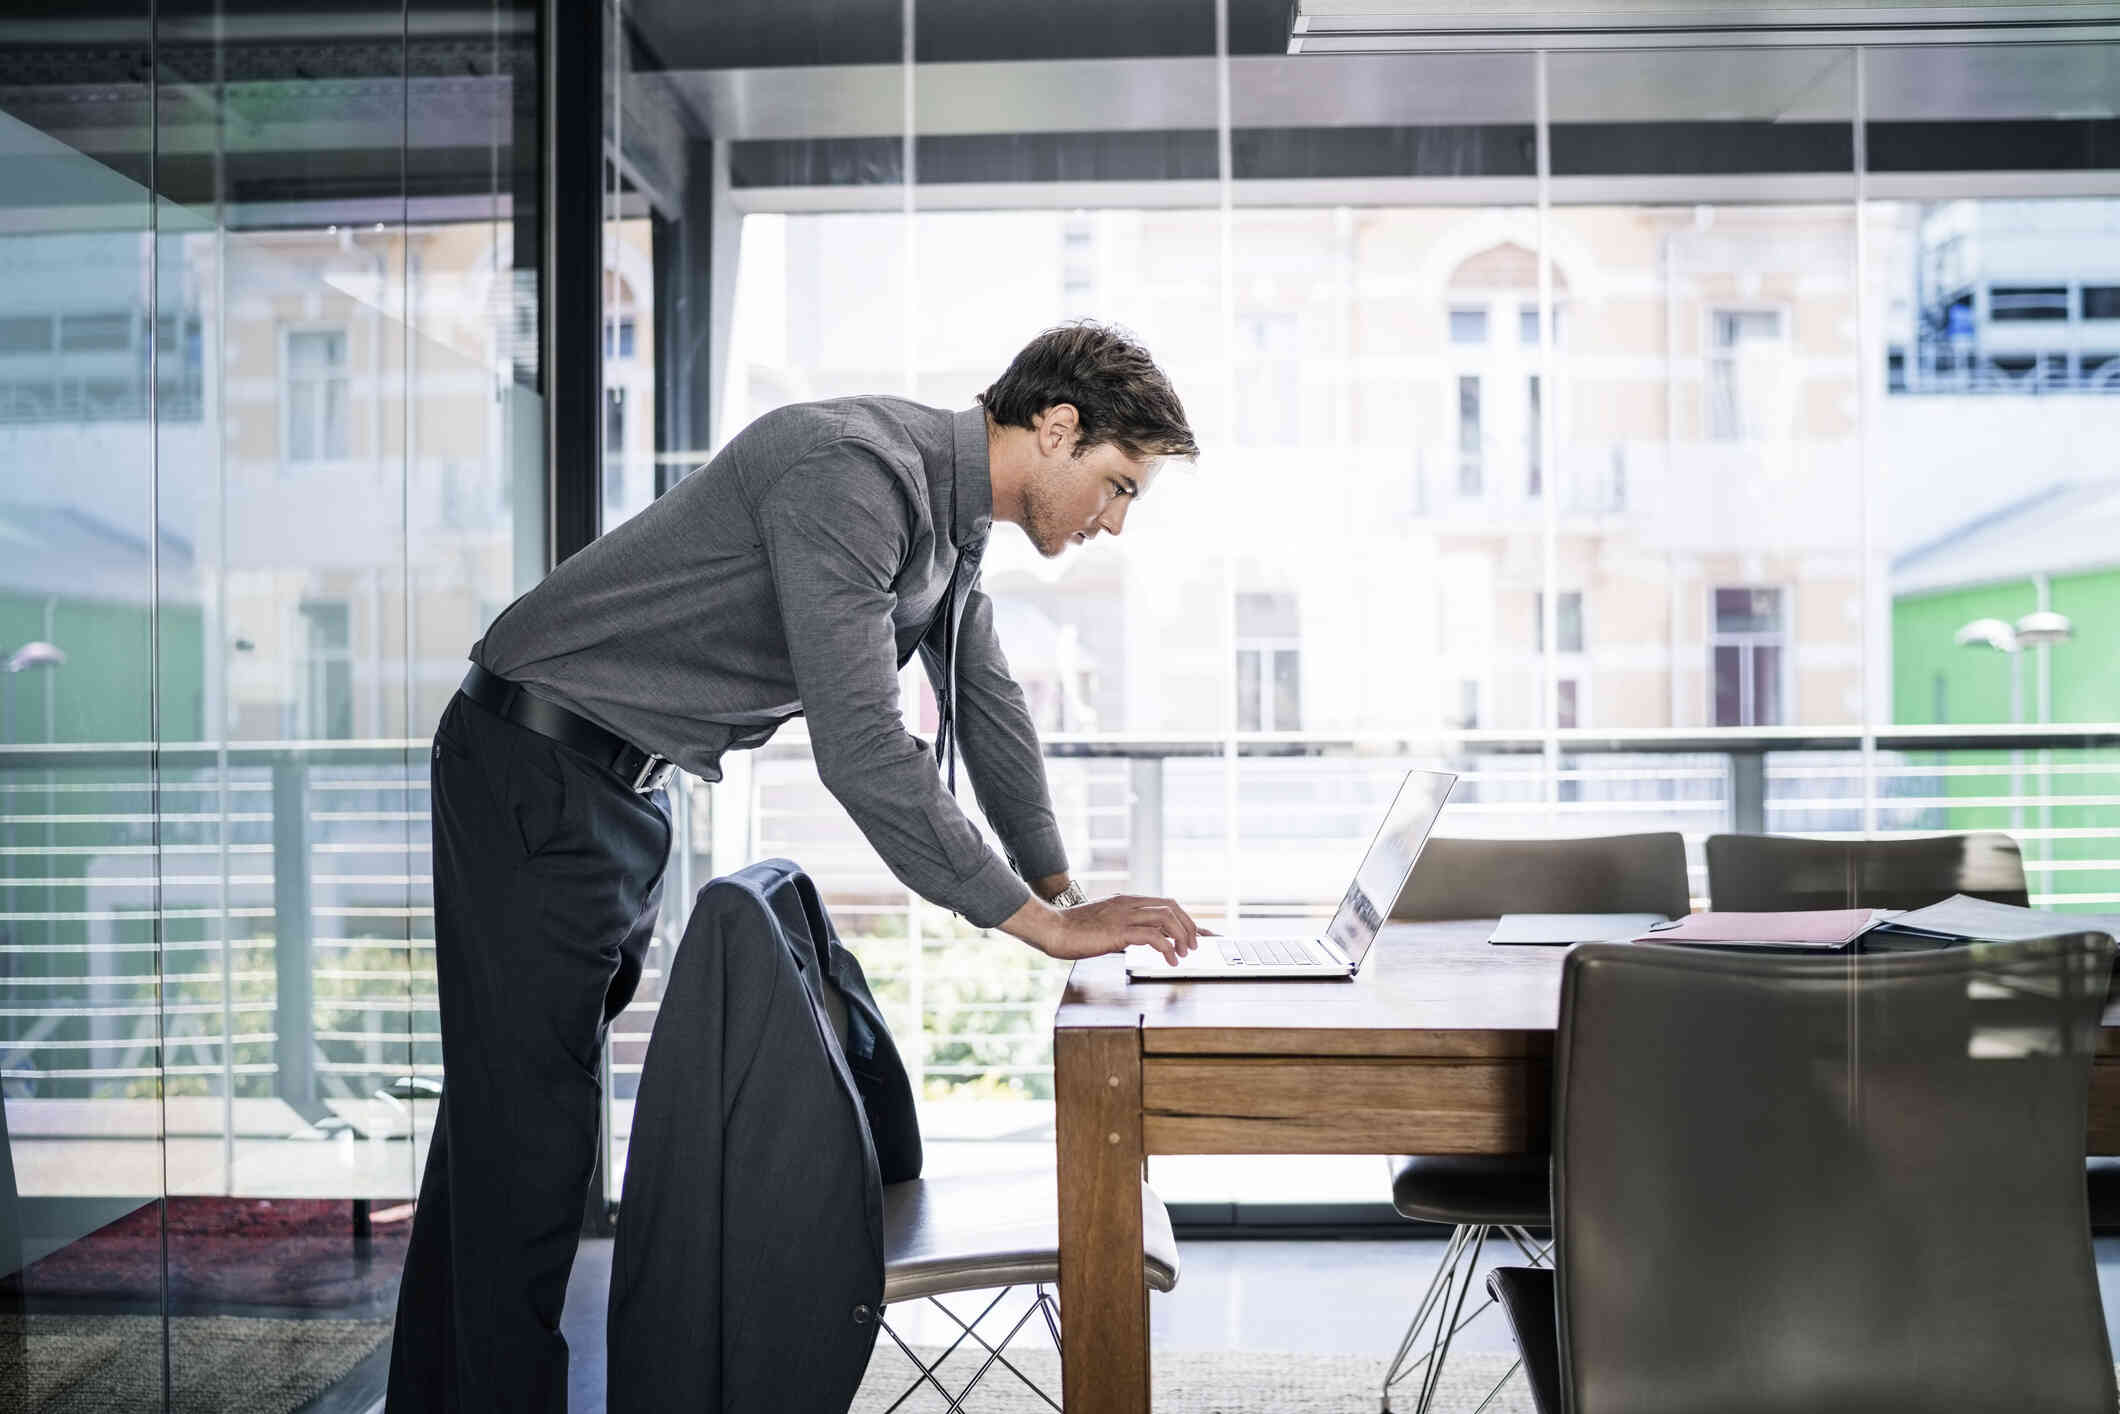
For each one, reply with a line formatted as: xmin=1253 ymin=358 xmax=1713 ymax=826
xmin=1956 ymin=611 xmax=2072 ymax=831
xmin=2 ymin=640 xmax=66 ymax=745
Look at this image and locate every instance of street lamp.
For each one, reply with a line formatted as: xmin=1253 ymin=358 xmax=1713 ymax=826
xmin=2014 ymin=610 xmax=2075 ymax=647
xmin=2 ymin=641 xmax=66 ymax=875
xmin=2 ymin=640 xmax=67 ymax=745
xmin=1956 ymin=611 xmax=2073 ymax=830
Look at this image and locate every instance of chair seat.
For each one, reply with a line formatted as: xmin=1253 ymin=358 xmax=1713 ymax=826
xmin=880 ymin=1169 xmax=1179 ymax=1305
xmin=2089 ymin=1159 xmax=2120 ymax=1232
xmin=1389 ymin=1154 xmax=1550 ymax=1227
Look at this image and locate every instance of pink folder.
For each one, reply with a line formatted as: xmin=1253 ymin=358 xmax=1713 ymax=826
xmin=1630 ymin=909 xmax=1880 ymax=949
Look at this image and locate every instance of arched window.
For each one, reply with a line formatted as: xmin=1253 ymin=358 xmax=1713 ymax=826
xmin=1445 ymin=244 xmax=1567 ymax=499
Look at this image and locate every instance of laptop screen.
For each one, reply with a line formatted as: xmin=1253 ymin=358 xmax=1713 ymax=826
xmin=1321 ymin=769 xmax=1457 ymax=967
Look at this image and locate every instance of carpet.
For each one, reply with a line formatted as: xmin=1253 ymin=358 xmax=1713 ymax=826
xmin=852 ymin=1343 xmax=1538 ymax=1413
xmin=18 ymin=1198 xmax=408 ymax=1312
xmin=0 ymin=1314 xmax=393 ymax=1414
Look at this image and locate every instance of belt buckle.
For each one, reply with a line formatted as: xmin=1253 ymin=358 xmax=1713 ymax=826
xmin=631 ymin=753 xmax=673 ymax=795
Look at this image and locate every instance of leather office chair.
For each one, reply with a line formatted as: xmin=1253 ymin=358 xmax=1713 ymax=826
xmin=1379 ymin=832 xmax=1690 ymax=1414
xmin=2087 ymin=1158 xmax=2120 ymax=1234
xmin=1489 ymin=933 xmax=2117 ymax=1414
xmin=876 ymin=1170 xmax=1179 ymax=1411
xmin=1703 ymin=829 xmax=2030 ymax=912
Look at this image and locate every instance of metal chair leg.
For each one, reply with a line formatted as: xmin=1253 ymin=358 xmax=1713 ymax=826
xmin=924 ymin=1289 xmax=1063 ymax=1411
xmin=1381 ymin=1223 xmax=1474 ymax=1409
xmin=936 ymin=1292 xmax=1057 ymax=1413
xmin=877 ymin=1288 xmax=1013 ymax=1414
xmin=1380 ymin=1221 xmax=1556 ymax=1413
xmin=876 ymin=1285 xmax=1066 ymax=1414
xmin=1382 ymin=1223 xmax=1492 ymax=1414
xmin=1035 ymin=1283 xmax=1063 ymax=1356
xmin=1412 ymin=1224 xmax=1489 ymax=1414
xmin=1468 ymin=1356 xmax=1525 ymax=1414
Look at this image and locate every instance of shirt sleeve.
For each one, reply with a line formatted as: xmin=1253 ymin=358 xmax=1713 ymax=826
xmin=919 ymin=581 xmax=1069 ymax=887
xmin=755 ymin=443 xmax=1034 ymax=929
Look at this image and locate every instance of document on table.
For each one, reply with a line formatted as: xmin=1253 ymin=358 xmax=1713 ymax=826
xmin=1867 ymin=893 xmax=2120 ymax=945
xmin=1630 ymin=908 xmax=1884 ymax=951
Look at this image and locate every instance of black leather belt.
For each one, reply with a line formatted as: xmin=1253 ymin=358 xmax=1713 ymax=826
xmin=458 ymin=664 xmax=675 ymax=795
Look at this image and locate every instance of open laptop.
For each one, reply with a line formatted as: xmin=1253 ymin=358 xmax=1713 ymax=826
xmin=1125 ymin=768 xmax=1457 ymax=981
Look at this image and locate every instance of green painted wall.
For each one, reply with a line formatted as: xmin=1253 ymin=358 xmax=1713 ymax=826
xmin=1 ymin=590 xmax=206 ymax=1100
xmin=1892 ymin=566 xmax=2120 ymax=913
xmin=0 ymin=591 xmax=203 ymax=745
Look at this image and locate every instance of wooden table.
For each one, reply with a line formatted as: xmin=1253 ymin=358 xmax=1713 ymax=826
xmin=1051 ymin=919 xmax=2120 ymax=1414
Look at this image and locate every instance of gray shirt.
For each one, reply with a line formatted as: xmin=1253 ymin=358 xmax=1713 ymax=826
xmin=472 ymin=397 xmax=1065 ymax=928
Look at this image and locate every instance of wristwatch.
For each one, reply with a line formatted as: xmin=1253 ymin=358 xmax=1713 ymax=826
xmin=1050 ymin=880 xmax=1089 ymax=909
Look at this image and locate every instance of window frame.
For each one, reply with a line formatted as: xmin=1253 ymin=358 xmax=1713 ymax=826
xmin=296 ymin=597 xmax=357 ymax=741
xmin=1703 ymin=304 xmax=1790 ymax=443
xmin=1235 ymin=635 xmax=1303 ymax=733
xmin=1708 ymin=583 xmax=1792 ymax=728
xmin=279 ymin=321 xmax=353 ymax=471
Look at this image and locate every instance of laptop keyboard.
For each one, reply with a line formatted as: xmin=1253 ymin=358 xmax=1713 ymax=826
xmin=1219 ymin=937 xmax=1321 ymax=967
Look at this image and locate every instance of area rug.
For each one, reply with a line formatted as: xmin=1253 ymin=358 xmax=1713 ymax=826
xmin=0 ymin=1314 xmax=391 ymax=1414
xmin=18 ymin=1198 xmax=408 ymax=1311
xmin=852 ymin=1343 xmax=1539 ymax=1413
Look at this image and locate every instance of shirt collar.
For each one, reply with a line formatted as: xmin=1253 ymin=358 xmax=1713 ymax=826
xmin=949 ymin=406 xmax=994 ymax=549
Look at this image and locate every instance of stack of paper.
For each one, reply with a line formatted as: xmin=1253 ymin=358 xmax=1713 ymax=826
xmin=1867 ymin=894 xmax=2120 ymax=946
xmin=1629 ymin=909 xmax=1885 ymax=952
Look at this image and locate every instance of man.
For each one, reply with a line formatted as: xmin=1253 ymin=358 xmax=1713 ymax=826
xmin=387 ymin=321 xmax=1207 ymax=1411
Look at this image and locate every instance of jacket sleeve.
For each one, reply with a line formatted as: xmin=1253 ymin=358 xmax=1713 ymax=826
xmin=755 ymin=444 xmax=1033 ymax=929
xmin=918 ymin=582 xmax=1069 ymax=887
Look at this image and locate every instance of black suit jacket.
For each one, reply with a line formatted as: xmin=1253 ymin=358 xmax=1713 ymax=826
xmin=608 ymin=858 xmax=921 ymax=1413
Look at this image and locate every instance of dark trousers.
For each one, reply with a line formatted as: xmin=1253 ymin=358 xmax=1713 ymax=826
xmin=387 ymin=692 xmax=669 ymax=1413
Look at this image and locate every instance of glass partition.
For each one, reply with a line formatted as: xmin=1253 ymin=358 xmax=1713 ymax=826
xmin=1 ymin=1 xmax=541 ymax=1404
xmin=0 ymin=9 xmax=165 ymax=1396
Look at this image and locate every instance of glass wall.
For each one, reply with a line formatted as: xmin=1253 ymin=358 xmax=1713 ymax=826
xmin=602 ymin=7 xmax=2120 ymax=1203
xmin=1 ymin=1 xmax=541 ymax=1405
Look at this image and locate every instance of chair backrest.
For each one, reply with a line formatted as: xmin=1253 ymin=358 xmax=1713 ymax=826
xmin=1392 ymin=833 xmax=1690 ymax=922
xmin=1705 ymin=830 xmax=2029 ymax=912
xmin=1553 ymin=934 xmax=2115 ymax=1414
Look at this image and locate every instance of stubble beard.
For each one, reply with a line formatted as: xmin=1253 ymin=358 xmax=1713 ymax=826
xmin=1019 ymin=481 xmax=1072 ymax=559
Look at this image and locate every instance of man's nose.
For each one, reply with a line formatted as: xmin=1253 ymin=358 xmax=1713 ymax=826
xmin=1097 ymin=499 xmax=1130 ymax=538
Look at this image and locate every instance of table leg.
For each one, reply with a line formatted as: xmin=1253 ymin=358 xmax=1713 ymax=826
xmin=1056 ymin=1025 xmax=1149 ymax=1413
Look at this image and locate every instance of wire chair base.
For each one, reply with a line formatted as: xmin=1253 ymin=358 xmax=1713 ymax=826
xmin=877 ymin=1284 xmax=1065 ymax=1414
xmin=1379 ymin=1223 xmax=1548 ymax=1414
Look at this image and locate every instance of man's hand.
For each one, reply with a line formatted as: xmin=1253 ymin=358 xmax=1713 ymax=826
xmin=1000 ymin=891 xmax=1205 ymax=965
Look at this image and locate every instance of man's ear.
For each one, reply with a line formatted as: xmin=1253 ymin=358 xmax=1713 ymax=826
xmin=1038 ymin=403 xmax=1080 ymax=455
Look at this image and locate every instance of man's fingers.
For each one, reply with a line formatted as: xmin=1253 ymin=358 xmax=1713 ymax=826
xmin=1127 ymin=922 xmax=1180 ymax=963
xmin=1132 ymin=899 xmax=1200 ymax=954
xmin=1134 ymin=903 xmax=1181 ymax=945
xmin=1156 ymin=901 xmax=1199 ymax=952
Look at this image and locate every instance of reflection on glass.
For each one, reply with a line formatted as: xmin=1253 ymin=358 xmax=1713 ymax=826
xmin=1 ymin=0 xmax=543 ymax=1401
xmin=1 ymin=12 xmax=166 ymax=1397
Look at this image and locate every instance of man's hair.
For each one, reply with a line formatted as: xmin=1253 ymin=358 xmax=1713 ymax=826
xmin=979 ymin=321 xmax=1199 ymax=463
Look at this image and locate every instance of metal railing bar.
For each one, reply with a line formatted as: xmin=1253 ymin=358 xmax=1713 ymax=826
xmin=0 ymin=813 xmax=271 ymax=826
xmin=0 ymin=908 xmax=274 ymax=923
xmin=0 ymin=845 xmax=274 ymax=857
xmin=1 ymin=1033 xmax=278 ymax=1051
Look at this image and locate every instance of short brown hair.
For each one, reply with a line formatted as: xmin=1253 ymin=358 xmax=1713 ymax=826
xmin=979 ymin=321 xmax=1198 ymax=463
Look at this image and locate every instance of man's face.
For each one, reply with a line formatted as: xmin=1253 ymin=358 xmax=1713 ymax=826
xmin=1019 ymin=408 xmax=1160 ymax=560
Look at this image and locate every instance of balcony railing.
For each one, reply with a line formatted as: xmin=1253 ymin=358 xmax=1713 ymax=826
xmin=5 ymin=725 xmax=2119 ymax=1198
xmin=1889 ymin=346 xmax=2120 ymax=396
